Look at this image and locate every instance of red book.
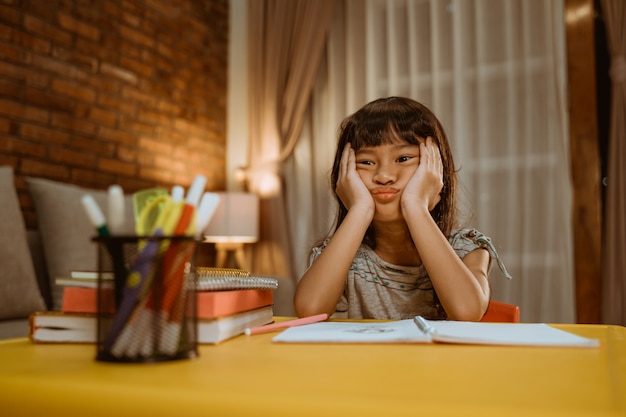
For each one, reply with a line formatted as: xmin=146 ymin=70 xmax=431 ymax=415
xmin=61 ymin=287 xmax=273 ymax=320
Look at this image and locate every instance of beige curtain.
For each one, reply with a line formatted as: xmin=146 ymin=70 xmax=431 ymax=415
xmin=286 ymin=0 xmax=575 ymax=323
xmin=245 ymin=0 xmax=336 ymax=281
xmin=600 ymin=0 xmax=626 ymax=325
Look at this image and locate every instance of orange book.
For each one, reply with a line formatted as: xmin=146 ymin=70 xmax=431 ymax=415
xmin=62 ymin=287 xmax=115 ymax=314
xmin=62 ymin=287 xmax=273 ymax=320
xmin=196 ymin=289 xmax=273 ymax=319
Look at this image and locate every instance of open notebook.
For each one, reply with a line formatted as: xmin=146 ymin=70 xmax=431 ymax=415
xmin=272 ymin=317 xmax=600 ymax=348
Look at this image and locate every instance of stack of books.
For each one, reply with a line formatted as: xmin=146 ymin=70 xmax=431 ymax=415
xmin=30 ymin=268 xmax=277 ymax=344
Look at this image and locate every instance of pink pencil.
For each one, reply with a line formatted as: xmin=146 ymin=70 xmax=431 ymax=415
xmin=245 ymin=313 xmax=329 ymax=336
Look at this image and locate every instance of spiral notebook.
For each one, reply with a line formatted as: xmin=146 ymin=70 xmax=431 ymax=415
xmin=196 ymin=267 xmax=279 ymax=291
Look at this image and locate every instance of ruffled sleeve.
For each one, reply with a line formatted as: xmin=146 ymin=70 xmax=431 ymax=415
xmin=307 ymin=239 xmax=329 ymax=267
xmin=449 ymin=229 xmax=512 ymax=279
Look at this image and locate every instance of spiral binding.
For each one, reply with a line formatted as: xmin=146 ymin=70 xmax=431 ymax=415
xmin=196 ymin=267 xmax=279 ymax=291
xmin=197 ymin=267 xmax=251 ymax=278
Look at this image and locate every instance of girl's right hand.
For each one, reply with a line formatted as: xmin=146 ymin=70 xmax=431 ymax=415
xmin=336 ymin=143 xmax=375 ymax=215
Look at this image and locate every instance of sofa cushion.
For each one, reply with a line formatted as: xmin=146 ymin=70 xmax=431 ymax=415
xmin=0 ymin=167 xmax=47 ymax=319
xmin=27 ymin=177 xmax=135 ymax=311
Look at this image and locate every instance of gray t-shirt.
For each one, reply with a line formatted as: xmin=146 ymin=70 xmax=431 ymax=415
xmin=308 ymin=228 xmax=510 ymax=320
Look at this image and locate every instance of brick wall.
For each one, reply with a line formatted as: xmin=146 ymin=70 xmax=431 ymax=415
xmin=0 ymin=0 xmax=228 ymax=228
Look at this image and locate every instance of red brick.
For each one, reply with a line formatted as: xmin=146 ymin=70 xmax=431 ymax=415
xmin=120 ymin=85 xmax=155 ymax=106
xmin=72 ymin=135 xmax=116 ymax=155
xmin=57 ymin=12 xmax=100 ymax=41
xmin=23 ymin=85 xmax=74 ymax=112
xmin=0 ymin=4 xmax=20 ymax=25
xmin=29 ymin=53 xmax=82 ymax=78
xmin=75 ymin=36 xmax=118 ymax=62
xmin=98 ymin=156 xmax=136 ymax=176
xmin=50 ymin=111 xmax=97 ymax=136
xmin=0 ymin=22 xmax=12 ymax=42
xmin=119 ymin=24 xmax=154 ymax=48
xmin=0 ymin=62 xmax=50 ymax=88
xmin=23 ymin=14 xmax=73 ymax=47
xmin=157 ymin=99 xmax=182 ymax=117
xmin=49 ymin=146 xmax=96 ymax=167
xmin=51 ymin=47 xmax=98 ymax=73
xmin=119 ymin=54 xmax=153 ymax=79
xmin=138 ymin=135 xmax=172 ymax=154
xmin=137 ymin=107 xmax=170 ymax=126
xmin=0 ymin=153 xmax=18 ymax=168
xmin=83 ymin=75 xmax=122 ymax=96
xmin=69 ymin=168 xmax=116 ymax=189
xmin=122 ymin=11 xmax=141 ymax=27
xmin=0 ymin=136 xmax=44 ymax=158
xmin=20 ymin=158 xmax=70 ymax=181
xmin=120 ymin=118 xmax=155 ymax=136
xmin=51 ymin=78 xmax=97 ymax=103
xmin=100 ymin=62 xmax=138 ymax=85
xmin=98 ymin=126 xmax=136 ymax=146
xmin=116 ymin=144 xmax=137 ymax=162
xmin=0 ymin=42 xmax=20 ymax=61
xmin=98 ymin=94 xmax=136 ymax=114
xmin=13 ymin=27 xmax=51 ymax=54
xmin=20 ymin=1 xmax=66 ymax=23
xmin=139 ymin=166 xmax=173 ymax=184
xmin=0 ymin=78 xmax=21 ymax=99
xmin=143 ymin=0 xmax=181 ymax=18
xmin=0 ymin=98 xmax=49 ymax=123
xmin=86 ymin=106 xmax=117 ymax=127
xmin=153 ymin=154 xmax=185 ymax=172
xmin=0 ymin=117 xmax=10 ymax=133
xmin=20 ymin=123 xmax=72 ymax=145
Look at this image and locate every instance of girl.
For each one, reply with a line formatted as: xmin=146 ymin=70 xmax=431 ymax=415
xmin=294 ymin=97 xmax=509 ymax=321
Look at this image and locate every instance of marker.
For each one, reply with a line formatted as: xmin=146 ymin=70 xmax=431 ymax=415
xmin=195 ymin=192 xmax=221 ymax=238
xmin=245 ymin=313 xmax=329 ymax=336
xmin=171 ymin=185 xmax=184 ymax=203
xmin=107 ymin=185 xmax=125 ymax=234
xmin=413 ymin=315 xmax=436 ymax=335
xmin=173 ymin=175 xmax=207 ymax=235
xmin=81 ymin=194 xmax=109 ymax=236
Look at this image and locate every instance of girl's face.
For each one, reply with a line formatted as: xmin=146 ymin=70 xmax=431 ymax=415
xmin=354 ymin=140 xmax=420 ymax=221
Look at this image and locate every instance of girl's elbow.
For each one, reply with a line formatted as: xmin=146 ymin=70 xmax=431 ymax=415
xmin=294 ymin=300 xmax=332 ymax=318
xmin=294 ymin=293 xmax=333 ymax=318
xmin=446 ymin=302 xmax=488 ymax=322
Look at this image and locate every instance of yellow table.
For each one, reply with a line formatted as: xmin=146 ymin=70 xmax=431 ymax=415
xmin=1 ymin=320 xmax=625 ymax=417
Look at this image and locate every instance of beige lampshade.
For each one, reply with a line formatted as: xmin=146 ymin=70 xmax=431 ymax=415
xmin=203 ymin=192 xmax=259 ymax=243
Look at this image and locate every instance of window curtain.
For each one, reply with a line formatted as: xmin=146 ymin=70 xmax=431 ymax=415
xmin=600 ymin=0 xmax=626 ymax=326
xmin=285 ymin=0 xmax=575 ymax=323
xmin=245 ymin=0 xmax=336 ymax=285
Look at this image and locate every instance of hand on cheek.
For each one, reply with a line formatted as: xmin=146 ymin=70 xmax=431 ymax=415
xmin=402 ymin=137 xmax=444 ymax=212
xmin=336 ymin=143 xmax=374 ymax=213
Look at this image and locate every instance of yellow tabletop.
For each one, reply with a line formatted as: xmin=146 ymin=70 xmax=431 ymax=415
xmin=1 ymin=320 xmax=625 ymax=417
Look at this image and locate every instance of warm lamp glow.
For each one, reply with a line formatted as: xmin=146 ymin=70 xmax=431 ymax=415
xmin=203 ymin=192 xmax=259 ymax=270
xmin=203 ymin=192 xmax=259 ymax=243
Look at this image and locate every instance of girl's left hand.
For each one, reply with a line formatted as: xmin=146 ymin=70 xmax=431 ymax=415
xmin=401 ymin=136 xmax=444 ymax=211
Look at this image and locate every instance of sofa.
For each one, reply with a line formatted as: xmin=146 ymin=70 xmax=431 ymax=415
xmin=0 ymin=166 xmax=295 ymax=340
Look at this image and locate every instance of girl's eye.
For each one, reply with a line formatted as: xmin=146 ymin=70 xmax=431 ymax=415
xmin=357 ymin=160 xmax=373 ymax=166
xmin=397 ymin=155 xmax=413 ymax=163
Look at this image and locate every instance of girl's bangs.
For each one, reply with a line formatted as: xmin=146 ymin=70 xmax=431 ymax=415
xmin=351 ymin=120 xmax=419 ymax=150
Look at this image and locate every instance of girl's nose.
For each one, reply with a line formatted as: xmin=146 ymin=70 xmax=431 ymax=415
xmin=373 ymin=168 xmax=396 ymax=185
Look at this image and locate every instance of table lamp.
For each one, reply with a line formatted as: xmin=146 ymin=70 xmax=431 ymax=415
xmin=202 ymin=192 xmax=259 ymax=270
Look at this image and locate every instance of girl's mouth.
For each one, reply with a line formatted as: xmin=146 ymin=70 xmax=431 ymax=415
xmin=371 ymin=188 xmax=398 ymax=201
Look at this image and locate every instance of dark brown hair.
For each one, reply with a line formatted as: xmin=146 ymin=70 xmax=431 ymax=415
xmin=330 ymin=97 xmax=458 ymax=246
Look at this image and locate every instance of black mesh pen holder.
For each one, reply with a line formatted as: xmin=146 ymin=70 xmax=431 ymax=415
xmin=94 ymin=235 xmax=198 ymax=363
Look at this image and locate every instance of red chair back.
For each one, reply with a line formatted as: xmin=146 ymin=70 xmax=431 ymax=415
xmin=480 ymin=300 xmax=520 ymax=323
